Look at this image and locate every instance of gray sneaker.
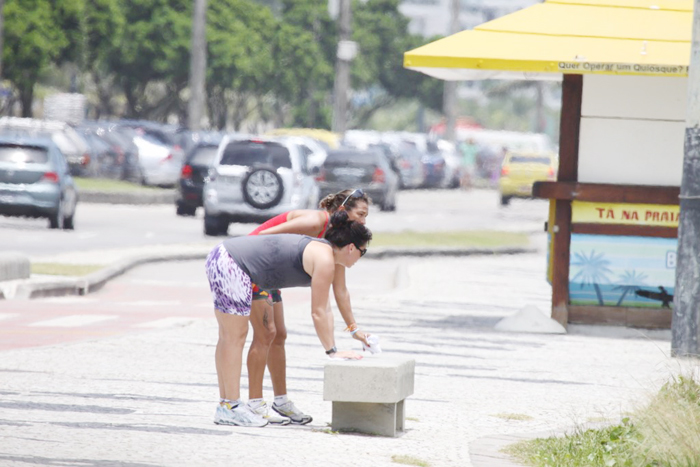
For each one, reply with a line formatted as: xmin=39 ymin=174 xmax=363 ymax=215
xmin=272 ymin=400 xmax=312 ymax=425
xmin=214 ymin=403 xmax=269 ymax=427
xmin=249 ymin=401 xmax=291 ymax=425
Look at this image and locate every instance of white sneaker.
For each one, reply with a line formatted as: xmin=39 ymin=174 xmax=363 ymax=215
xmin=214 ymin=403 xmax=269 ymax=427
xmin=272 ymin=400 xmax=313 ymax=425
xmin=249 ymin=401 xmax=291 ymax=425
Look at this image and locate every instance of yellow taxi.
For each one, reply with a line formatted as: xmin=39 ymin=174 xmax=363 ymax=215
xmin=498 ymin=151 xmax=557 ymax=206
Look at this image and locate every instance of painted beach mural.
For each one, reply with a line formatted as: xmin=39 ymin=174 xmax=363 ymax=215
xmin=569 ymin=234 xmax=676 ymax=309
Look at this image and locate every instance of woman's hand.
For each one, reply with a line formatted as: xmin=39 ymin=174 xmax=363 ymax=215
xmin=331 ymin=350 xmax=363 ymax=360
xmin=352 ymin=330 xmax=370 ymax=347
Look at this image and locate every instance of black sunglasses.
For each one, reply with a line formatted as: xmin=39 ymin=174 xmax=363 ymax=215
xmin=355 ymin=245 xmax=367 ymax=257
xmin=340 ymin=188 xmax=364 ymax=208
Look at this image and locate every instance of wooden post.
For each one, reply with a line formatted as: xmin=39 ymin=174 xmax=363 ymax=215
xmin=551 ymin=74 xmax=583 ymax=327
xmin=672 ymin=0 xmax=700 ymax=357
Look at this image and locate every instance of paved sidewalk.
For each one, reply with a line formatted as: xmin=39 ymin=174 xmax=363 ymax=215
xmin=0 ymin=250 xmax=692 ymax=467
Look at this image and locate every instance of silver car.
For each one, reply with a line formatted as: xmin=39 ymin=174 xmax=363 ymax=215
xmin=0 ymin=136 xmax=78 ymax=229
xmin=203 ymin=136 xmax=319 ymax=236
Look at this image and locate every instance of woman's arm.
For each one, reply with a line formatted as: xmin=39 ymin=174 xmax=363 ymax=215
xmin=258 ymin=210 xmax=325 ymax=237
xmin=332 ymin=265 xmax=370 ymax=346
xmin=306 ymin=243 xmax=361 ymax=360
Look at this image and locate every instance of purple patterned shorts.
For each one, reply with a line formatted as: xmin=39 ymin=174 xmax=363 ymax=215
xmin=205 ymin=244 xmax=252 ymax=316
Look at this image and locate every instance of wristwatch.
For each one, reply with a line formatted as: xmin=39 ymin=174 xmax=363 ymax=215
xmin=325 ymin=346 xmax=337 ymax=356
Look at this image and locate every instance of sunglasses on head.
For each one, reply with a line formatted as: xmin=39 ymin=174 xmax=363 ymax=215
xmin=340 ymin=188 xmax=364 ymax=208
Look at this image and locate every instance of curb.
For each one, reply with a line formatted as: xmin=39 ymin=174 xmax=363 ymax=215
xmin=0 ymin=246 xmax=537 ymax=300
xmin=78 ymin=189 xmax=176 ymax=205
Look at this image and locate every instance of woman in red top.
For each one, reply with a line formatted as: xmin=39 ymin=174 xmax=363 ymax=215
xmin=245 ymin=188 xmax=371 ymax=425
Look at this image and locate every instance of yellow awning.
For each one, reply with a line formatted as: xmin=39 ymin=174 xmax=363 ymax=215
xmin=404 ymin=0 xmax=693 ymax=80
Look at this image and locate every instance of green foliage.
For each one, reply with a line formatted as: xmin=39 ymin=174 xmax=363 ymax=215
xmin=507 ymin=375 xmax=700 ymax=467
xmin=83 ymin=0 xmax=125 ymax=70
xmin=1 ymin=0 xmax=446 ymax=127
xmin=109 ymin=0 xmax=192 ymax=118
xmin=351 ymin=0 xmax=444 ymax=125
xmin=3 ymin=0 xmax=75 ymax=115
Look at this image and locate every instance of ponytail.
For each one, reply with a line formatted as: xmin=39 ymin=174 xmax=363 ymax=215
xmin=325 ymin=211 xmax=372 ymax=248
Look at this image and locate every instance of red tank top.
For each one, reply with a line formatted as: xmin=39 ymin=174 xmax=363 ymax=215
xmin=248 ymin=211 xmax=330 ymax=238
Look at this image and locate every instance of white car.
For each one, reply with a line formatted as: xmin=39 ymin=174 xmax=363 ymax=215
xmin=202 ymin=136 xmax=320 ymax=236
xmin=132 ymin=133 xmax=181 ymax=186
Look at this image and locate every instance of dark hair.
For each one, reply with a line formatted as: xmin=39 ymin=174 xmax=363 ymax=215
xmin=324 ymin=210 xmax=372 ymax=249
xmin=318 ymin=189 xmax=371 ymax=213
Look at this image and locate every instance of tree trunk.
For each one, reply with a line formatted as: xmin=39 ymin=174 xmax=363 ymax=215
xmin=19 ymin=85 xmax=33 ymax=118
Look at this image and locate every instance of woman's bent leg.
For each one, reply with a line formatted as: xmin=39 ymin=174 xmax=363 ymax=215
xmin=267 ymin=302 xmax=287 ymax=396
xmin=247 ymin=299 xmax=276 ymax=400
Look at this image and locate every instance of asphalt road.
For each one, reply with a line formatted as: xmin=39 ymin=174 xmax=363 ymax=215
xmin=0 ymin=188 xmax=549 ymax=259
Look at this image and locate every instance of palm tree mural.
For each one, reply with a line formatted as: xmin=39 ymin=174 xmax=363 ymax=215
xmin=571 ymin=250 xmax=613 ymax=305
xmin=613 ymin=270 xmax=648 ymax=306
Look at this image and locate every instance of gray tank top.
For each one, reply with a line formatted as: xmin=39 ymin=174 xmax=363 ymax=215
xmin=222 ymin=234 xmax=331 ymax=289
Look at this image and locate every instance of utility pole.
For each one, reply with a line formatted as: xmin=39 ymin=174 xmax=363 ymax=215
xmin=188 ymin=0 xmax=207 ymax=131
xmin=442 ymin=0 xmax=460 ymax=142
xmin=0 ymin=0 xmax=5 ymax=81
xmin=332 ymin=0 xmax=354 ymax=136
xmin=672 ymin=0 xmax=700 ymax=357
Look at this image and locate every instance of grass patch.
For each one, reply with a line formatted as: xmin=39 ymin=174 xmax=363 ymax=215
xmin=31 ymin=263 xmax=104 ymax=277
xmin=73 ymin=177 xmax=163 ymax=192
xmin=391 ymin=454 xmax=431 ymax=467
xmin=505 ymin=374 xmax=700 ymax=466
xmin=492 ymin=413 xmax=533 ymax=421
xmin=370 ymin=230 xmax=529 ymax=249
xmin=406 ymin=416 xmax=420 ymax=422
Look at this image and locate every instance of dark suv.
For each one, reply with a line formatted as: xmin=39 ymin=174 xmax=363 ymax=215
xmin=175 ymin=142 xmax=221 ymax=216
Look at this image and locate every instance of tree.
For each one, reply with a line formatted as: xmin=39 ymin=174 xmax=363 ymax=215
xmin=83 ymin=0 xmax=125 ymax=116
xmin=108 ymin=0 xmax=192 ymax=120
xmin=2 ymin=0 xmax=80 ymax=116
xmin=350 ymin=0 xmax=443 ymax=127
xmin=205 ymin=0 xmax=277 ymax=129
xmin=274 ymin=0 xmax=335 ymax=128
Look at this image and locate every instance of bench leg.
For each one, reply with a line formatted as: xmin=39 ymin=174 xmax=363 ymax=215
xmin=331 ymin=400 xmax=406 ymax=437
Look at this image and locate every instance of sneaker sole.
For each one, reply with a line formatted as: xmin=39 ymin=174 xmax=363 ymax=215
xmin=272 ymin=406 xmax=312 ymax=425
xmin=267 ymin=418 xmax=292 ymax=426
xmin=214 ymin=418 xmax=269 ymax=428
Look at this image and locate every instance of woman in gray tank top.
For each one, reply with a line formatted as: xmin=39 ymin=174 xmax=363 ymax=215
xmin=204 ymin=211 xmax=372 ymax=427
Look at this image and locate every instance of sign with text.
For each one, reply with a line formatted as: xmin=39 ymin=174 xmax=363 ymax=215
xmin=572 ymin=201 xmax=679 ymax=227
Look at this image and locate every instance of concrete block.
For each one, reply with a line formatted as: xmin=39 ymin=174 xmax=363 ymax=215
xmin=0 ymin=252 xmax=30 ymax=281
xmin=324 ymin=355 xmax=415 ymax=437
xmin=324 ymin=355 xmax=415 ymax=403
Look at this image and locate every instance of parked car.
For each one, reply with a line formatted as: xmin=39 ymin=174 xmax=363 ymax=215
xmin=498 ymin=151 xmax=558 ymax=206
xmin=130 ymin=130 xmax=181 ymax=187
xmin=175 ymin=140 xmax=222 ymax=216
xmin=276 ymin=135 xmax=329 ymax=170
xmin=437 ymin=140 xmax=463 ymax=189
xmin=0 ymin=136 xmax=78 ymax=229
xmin=316 ymin=148 xmax=398 ymax=211
xmin=420 ymin=151 xmax=446 ymax=188
xmin=393 ymin=141 xmax=425 ymax=189
xmin=77 ymin=122 xmax=142 ymax=182
xmin=202 ymin=136 xmax=320 ymax=235
xmin=0 ymin=117 xmax=91 ymax=176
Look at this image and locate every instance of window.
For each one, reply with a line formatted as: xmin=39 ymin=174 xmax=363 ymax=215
xmin=190 ymin=146 xmax=219 ymax=166
xmin=220 ymin=141 xmax=292 ymax=169
xmin=0 ymin=145 xmax=49 ymax=164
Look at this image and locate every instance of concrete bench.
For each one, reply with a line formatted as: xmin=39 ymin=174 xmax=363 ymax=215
xmin=323 ymin=355 xmax=415 ymax=437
